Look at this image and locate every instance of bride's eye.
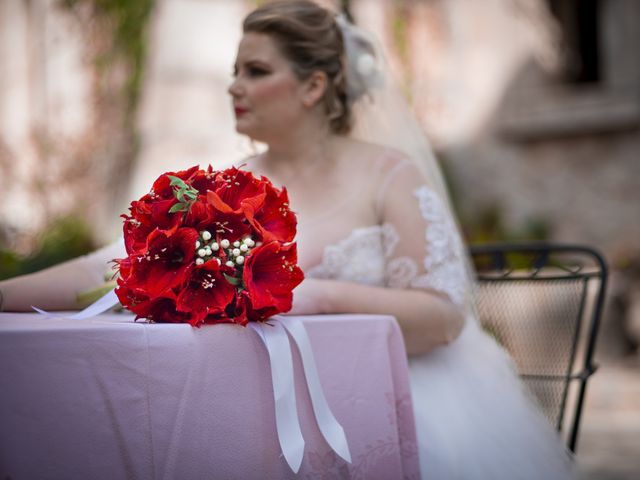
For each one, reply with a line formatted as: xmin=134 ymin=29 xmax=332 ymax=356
xmin=231 ymin=64 xmax=269 ymax=78
xmin=248 ymin=66 xmax=269 ymax=77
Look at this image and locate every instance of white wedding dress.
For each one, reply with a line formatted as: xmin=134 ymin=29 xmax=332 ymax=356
xmin=303 ymin=157 xmax=576 ymax=480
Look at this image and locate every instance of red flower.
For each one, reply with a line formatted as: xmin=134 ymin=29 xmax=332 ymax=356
xmin=141 ymin=296 xmax=191 ymax=323
xmin=118 ymin=227 xmax=198 ymax=298
xmin=190 ymin=165 xmax=222 ymax=194
xmin=246 ymin=184 xmax=296 ymax=243
xmin=131 ymin=294 xmax=192 ymax=324
xmin=206 ymin=167 xmax=266 ymax=215
xmin=176 ymin=260 xmax=236 ymax=326
xmin=242 ymin=241 xmax=304 ymax=314
xmin=184 ymin=195 xmax=215 ymax=230
xmin=198 ymin=207 xmax=252 ymax=244
xmin=146 ymin=166 xmax=200 ymax=200
xmin=238 ymin=290 xmax=280 ymax=323
xmin=122 ymin=196 xmax=182 ymax=255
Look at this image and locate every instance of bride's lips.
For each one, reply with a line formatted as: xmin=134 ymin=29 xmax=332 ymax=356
xmin=234 ymin=106 xmax=249 ymax=117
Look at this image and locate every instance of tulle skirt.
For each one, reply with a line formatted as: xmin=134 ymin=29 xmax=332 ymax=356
xmin=409 ymin=318 xmax=575 ymax=480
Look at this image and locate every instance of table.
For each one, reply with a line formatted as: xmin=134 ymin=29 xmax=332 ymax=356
xmin=0 ymin=313 xmax=420 ymax=479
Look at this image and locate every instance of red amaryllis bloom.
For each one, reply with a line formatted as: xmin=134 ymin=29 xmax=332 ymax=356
xmin=176 ymin=260 xmax=236 ymax=327
xmin=242 ymin=241 xmax=304 ymax=313
xmin=245 ymin=184 xmax=296 ymax=243
xmin=237 ymin=290 xmax=281 ymax=323
xmin=206 ymin=167 xmax=266 ymax=215
xmin=184 ymin=195 xmax=215 ymax=230
xmin=117 ymin=227 xmax=198 ymax=298
xmin=122 ymin=197 xmax=182 ymax=255
xmin=113 ymin=281 xmax=152 ymax=317
xmin=213 ymin=215 xmax=252 ymax=244
xmin=122 ymin=215 xmax=154 ymax=255
xmin=146 ymin=166 xmax=200 ymax=200
xmin=190 ymin=165 xmax=222 ymax=194
xmin=130 ymin=294 xmax=192 ymax=324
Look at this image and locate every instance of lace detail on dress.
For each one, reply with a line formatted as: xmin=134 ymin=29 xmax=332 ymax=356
xmin=385 ymin=257 xmax=417 ymax=289
xmin=305 ymin=225 xmax=387 ymax=286
xmin=381 ymin=223 xmax=399 ymax=257
xmin=305 ymin=185 xmax=468 ymax=309
xmin=408 ymin=186 xmax=468 ymax=308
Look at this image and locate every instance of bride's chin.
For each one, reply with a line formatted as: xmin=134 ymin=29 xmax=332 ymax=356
xmin=235 ymin=120 xmax=255 ymax=136
xmin=236 ymin=126 xmax=269 ymax=144
xmin=235 ymin=126 xmax=254 ymax=139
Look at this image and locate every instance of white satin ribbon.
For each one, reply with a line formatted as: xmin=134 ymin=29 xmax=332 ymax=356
xmin=250 ymin=317 xmax=351 ymax=473
xmin=280 ymin=316 xmax=352 ymax=464
xmin=249 ymin=321 xmax=305 ymax=473
xmin=33 ymin=288 xmax=120 ymax=319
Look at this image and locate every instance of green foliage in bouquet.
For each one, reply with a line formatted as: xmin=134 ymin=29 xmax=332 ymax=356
xmin=168 ymin=176 xmax=199 ymax=213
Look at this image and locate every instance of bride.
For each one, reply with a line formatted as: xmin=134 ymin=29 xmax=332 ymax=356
xmin=0 ymin=1 xmax=574 ymax=478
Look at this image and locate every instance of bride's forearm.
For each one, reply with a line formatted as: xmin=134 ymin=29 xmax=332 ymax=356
xmin=314 ymin=279 xmax=465 ymax=355
xmin=0 ymin=240 xmax=124 ymax=312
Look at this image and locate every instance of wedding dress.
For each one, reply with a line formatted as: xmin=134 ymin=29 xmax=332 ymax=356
xmin=304 ymin=157 xmax=576 ymax=480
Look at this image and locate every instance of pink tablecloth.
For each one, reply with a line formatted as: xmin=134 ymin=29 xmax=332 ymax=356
xmin=0 ymin=313 xmax=419 ymax=480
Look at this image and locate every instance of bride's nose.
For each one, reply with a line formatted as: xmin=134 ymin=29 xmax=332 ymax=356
xmin=228 ymin=78 xmax=242 ymax=98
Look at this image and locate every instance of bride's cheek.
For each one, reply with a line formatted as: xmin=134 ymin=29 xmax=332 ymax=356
xmin=256 ymin=79 xmax=298 ymax=111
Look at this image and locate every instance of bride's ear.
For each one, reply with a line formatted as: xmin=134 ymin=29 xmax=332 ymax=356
xmin=301 ymin=71 xmax=328 ymax=108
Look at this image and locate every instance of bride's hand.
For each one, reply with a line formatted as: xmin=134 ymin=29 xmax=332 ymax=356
xmin=286 ymin=278 xmax=327 ymax=315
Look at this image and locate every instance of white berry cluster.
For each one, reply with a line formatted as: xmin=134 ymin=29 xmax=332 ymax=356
xmin=194 ymin=230 xmax=258 ymax=268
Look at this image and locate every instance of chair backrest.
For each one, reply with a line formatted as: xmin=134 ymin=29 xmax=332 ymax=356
xmin=469 ymin=242 xmax=608 ymax=452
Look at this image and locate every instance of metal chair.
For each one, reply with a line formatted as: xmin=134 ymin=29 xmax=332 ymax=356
xmin=468 ymin=242 xmax=608 ymax=452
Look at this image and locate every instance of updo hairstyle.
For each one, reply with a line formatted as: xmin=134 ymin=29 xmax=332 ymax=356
xmin=243 ymin=0 xmax=352 ymax=134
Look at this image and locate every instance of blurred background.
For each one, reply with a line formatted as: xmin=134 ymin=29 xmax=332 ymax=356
xmin=0 ymin=0 xmax=638 ymax=477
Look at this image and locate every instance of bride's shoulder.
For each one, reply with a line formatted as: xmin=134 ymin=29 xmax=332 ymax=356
xmin=341 ymin=138 xmax=413 ymax=176
xmin=343 ymin=137 xmax=407 ymax=161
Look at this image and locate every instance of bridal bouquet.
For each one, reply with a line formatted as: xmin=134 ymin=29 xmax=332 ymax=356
xmin=114 ymin=165 xmax=304 ymax=327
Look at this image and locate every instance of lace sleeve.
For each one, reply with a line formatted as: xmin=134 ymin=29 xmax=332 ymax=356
xmin=377 ymin=159 xmax=468 ymax=309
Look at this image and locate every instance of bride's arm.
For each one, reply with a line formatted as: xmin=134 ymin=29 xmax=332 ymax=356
xmin=291 ymin=158 xmax=469 ymax=355
xmin=291 ymin=277 xmax=464 ymax=355
xmin=0 ymin=239 xmax=125 ymax=312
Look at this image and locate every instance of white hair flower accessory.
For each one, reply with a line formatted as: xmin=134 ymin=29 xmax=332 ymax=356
xmin=335 ymin=14 xmax=384 ymax=104
xmin=356 ymin=52 xmax=376 ymax=77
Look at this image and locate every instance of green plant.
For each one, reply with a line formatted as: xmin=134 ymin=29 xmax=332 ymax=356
xmin=60 ymin=0 xmax=155 ymax=123
xmin=0 ymin=216 xmax=96 ymax=281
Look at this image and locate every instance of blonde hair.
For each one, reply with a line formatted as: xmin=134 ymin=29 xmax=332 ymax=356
xmin=243 ymin=0 xmax=352 ymax=134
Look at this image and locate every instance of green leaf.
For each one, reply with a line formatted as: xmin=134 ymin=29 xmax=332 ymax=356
xmin=223 ymin=273 xmax=242 ymax=286
xmin=168 ymin=175 xmax=188 ymax=188
xmin=169 ymin=203 xmax=189 ymax=213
